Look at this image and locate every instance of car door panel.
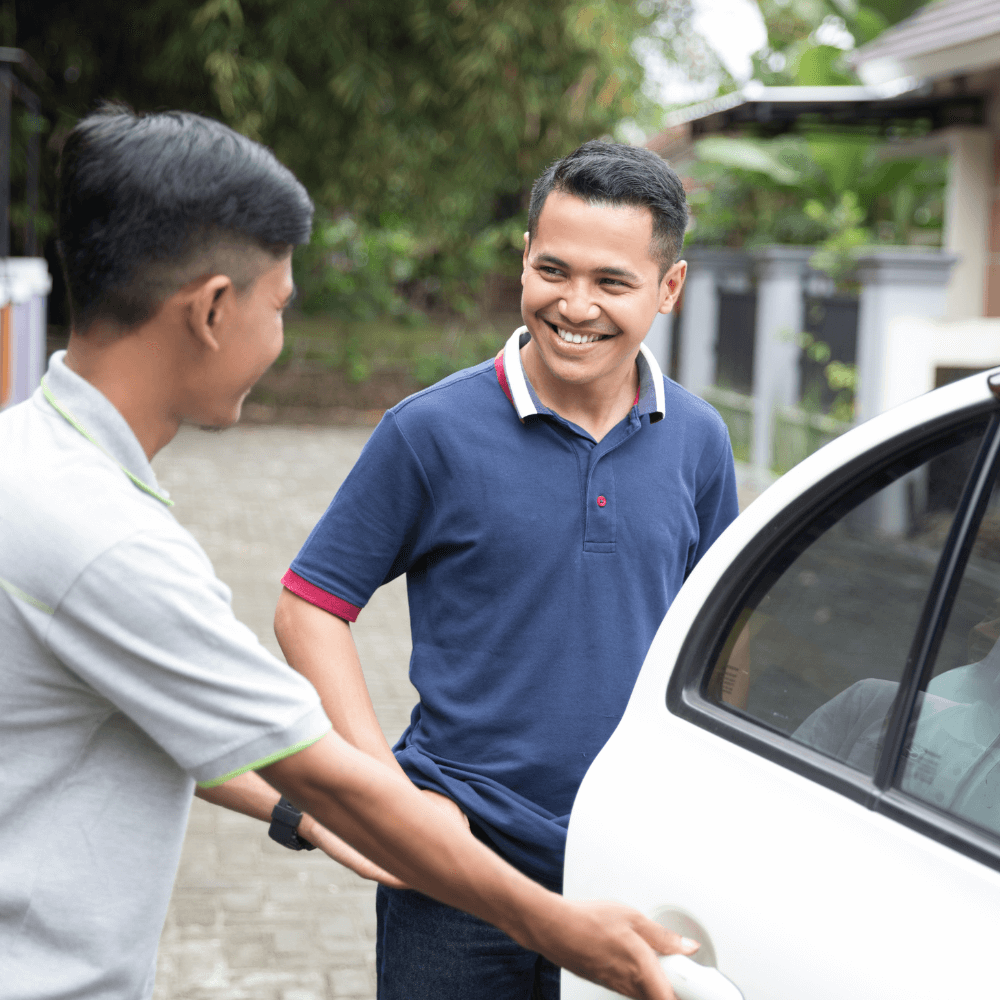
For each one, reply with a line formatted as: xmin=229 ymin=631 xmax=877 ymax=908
xmin=564 ymin=372 xmax=1000 ymax=1000
xmin=565 ymin=700 xmax=1000 ymax=999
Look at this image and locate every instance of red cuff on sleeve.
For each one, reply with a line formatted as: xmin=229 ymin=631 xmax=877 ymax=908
xmin=281 ymin=570 xmax=362 ymax=623
xmin=494 ymin=349 xmax=513 ymax=403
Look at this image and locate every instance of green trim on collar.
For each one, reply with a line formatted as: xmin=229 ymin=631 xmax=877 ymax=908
xmin=0 ymin=576 xmax=54 ymax=615
xmin=195 ymin=727 xmax=332 ymax=788
xmin=40 ymin=376 xmax=175 ymax=507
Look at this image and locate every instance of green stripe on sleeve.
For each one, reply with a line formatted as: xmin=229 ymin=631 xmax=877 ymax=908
xmin=196 ymin=726 xmax=332 ymax=788
xmin=0 ymin=576 xmax=55 ymax=615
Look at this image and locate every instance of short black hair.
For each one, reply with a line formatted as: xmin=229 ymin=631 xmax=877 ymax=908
xmin=527 ymin=141 xmax=688 ymax=277
xmin=57 ymin=104 xmax=314 ymax=332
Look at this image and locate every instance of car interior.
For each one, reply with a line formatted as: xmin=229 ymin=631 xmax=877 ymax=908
xmin=705 ymin=416 xmax=1000 ymax=843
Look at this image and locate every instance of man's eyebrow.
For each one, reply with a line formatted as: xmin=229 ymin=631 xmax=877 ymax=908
xmin=535 ymin=253 xmax=571 ymax=270
xmin=594 ymin=265 xmax=641 ymax=282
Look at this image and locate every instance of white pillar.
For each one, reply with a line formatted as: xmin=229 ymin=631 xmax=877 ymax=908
xmin=943 ymin=127 xmax=992 ymax=320
xmin=855 ymin=248 xmax=958 ymax=535
xmin=677 ymin=252 xmax=717 ymax=397
xmin=854 ymin=248 xmax=958 ymax=423
xmin=676 ymin=248 xmax=749 ymax=397
xmin=750 ymin=246 xmax=812 ymax=470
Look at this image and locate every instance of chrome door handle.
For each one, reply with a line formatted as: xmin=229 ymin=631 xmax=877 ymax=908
xmin=660 ymin=954 xmax=744 ymax=1000
xmin=653 ymin=908 xmax=744 ymax=1000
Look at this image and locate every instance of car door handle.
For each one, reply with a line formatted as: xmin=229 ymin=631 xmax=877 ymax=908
xmin=660 ymin=954 xmax=744 ymax=1000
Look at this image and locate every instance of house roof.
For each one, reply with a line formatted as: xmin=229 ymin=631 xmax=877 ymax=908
xmin=852 ymin=0 xmax=1000 ymax=82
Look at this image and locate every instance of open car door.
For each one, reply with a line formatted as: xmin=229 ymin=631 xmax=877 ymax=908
xmin=564 ymin=371 xmax=1000 ymax=1000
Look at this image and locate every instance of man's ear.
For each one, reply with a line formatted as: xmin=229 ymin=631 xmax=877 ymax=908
xmin=186 ymin=274 xmax=235 ymax=351
xmin=521 ymin=231 xmax=530 ymax=286
xmin=658 ymin=260 xmax=687 ymax=315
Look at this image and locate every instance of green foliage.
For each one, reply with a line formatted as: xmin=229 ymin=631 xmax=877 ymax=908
xmin=750 ymin=0 xmax=930 ymax=87
xmin=852 ymin=6 xmax=890 ymax=44
xmin=277 ymin=313 xmax=508 ymax=389
xmin=6 ymin=107 xmax=54 ymax=248
xmin=412 ymin=326 xmax=503 ymax=386
xmin=687 ymin=133 xmax=946 ymax=285
xmin=294 ymin=214 xmax=420 ymax=321
xmin=292 ymin=208 xmax=530 ymax=322
xmin=794 ymin=44 xmax=855 ymax=86
xmin=799 ymin=331 xmax=858 ymax=422
xmin=693 ymin=137 xmax=801 ymax=185
xmin=167 ymin=0 xmax=660 ymax=293
xmin=805 ymin=191 xmax=869 ymax=283
xmin=11 ymin=0 xmax=682 ymax=317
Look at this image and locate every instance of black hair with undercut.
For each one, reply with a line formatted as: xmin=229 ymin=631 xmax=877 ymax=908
xmin=57 ymin=104 xmax=314 ymax=333
xmin=527 ymin=140 xmax=688 ymax=278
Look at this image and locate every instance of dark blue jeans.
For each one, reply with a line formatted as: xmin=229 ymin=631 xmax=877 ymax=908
xmin=375 ymin=883 xmax=561 ymax=999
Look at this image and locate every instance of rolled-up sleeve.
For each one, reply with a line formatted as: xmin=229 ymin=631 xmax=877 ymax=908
xmin=287 ymin=410 xmax=435 ymax=617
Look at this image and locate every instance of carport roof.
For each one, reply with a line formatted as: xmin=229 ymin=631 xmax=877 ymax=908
xmin=653 ymin=79 xmax=985 ymax=140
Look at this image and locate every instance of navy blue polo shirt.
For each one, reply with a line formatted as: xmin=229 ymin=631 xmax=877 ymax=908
xmin=284 ymin=327 xmax=738 ymax=888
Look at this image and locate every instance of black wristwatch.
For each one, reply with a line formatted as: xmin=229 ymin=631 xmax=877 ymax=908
xmin=268 ymin=796 xmax=316 ymax=851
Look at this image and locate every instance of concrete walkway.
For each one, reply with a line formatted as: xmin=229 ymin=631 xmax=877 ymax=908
xmin=152 ymin=424 xmax=416 ymax=1000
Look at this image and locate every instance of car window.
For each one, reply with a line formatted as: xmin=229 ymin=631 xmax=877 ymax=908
xmin=704 ymin=419 xmax=991 ymax=779
xmin=897 ymin=475 xmax=1000 ymax=839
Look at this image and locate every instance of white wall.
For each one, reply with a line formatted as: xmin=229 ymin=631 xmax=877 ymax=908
xmin=881 ymin=316 xmax=1000 ymax=412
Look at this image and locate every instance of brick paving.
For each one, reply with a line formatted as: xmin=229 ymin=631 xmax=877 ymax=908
xmin=148 ymin=423 xmax=766 ymax=1000
xmin=151 ymin=424 xmax=416 ymax=1000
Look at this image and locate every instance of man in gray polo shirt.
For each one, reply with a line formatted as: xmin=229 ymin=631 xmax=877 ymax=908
xmin=0 ymin=106 xmax=694 ymax=1000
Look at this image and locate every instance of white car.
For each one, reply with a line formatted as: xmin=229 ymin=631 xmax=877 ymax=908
xmin=564 ymin=368 xmax=1000 ymax=1000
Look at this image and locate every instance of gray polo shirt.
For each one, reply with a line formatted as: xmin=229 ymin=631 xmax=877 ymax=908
xmin=0 ymin=353 xmax=330 ymax=999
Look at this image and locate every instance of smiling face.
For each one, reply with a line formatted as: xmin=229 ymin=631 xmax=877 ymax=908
xmin=520 ymin=190 xmax=685 ymax=406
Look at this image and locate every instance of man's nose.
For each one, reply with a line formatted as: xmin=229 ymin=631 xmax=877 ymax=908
xmin=558 ymin=283 xmax=600 ymax=324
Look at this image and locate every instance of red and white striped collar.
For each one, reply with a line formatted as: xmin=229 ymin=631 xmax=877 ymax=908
xmin=494 ymin=325 xmax=666 ymax=423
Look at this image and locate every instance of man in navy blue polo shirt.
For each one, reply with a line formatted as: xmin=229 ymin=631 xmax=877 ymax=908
xmin=275 ymin=141 xmax=738 ymax=998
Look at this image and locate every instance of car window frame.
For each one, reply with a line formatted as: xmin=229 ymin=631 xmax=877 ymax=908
xmin=667 ymin=394 xmax=1000 ymax=872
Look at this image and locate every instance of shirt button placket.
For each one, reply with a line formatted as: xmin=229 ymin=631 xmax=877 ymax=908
xmin=584 ymin=452 xmax=616 ymax=552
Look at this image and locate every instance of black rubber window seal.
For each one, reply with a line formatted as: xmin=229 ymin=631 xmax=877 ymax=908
xmin=874 ymin=412 xmax=1000 ymax=792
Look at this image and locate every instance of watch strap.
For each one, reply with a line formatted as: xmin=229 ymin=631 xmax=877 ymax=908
xmin=268 ymin=796 xmax=316 ymax=851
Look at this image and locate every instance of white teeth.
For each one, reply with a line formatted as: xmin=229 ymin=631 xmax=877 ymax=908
xmin=556 ymin=327 xmax=603 ymax=344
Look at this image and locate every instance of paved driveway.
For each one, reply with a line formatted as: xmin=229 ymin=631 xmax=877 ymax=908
xmin=152 ymin=424 xmax=416 ymax=1000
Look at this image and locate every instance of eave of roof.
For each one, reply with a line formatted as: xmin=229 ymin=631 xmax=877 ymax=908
xmin=660 ymin=79 xmax=921 ymax=130
xmin=645 ymin=77 xmax=986 ymax=150
xmin=852 ymin=0 xmax=1000 ymax=67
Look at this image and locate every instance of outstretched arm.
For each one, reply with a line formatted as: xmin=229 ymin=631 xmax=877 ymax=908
xmin=260 ymin=730 xmax=697 ymax=1000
